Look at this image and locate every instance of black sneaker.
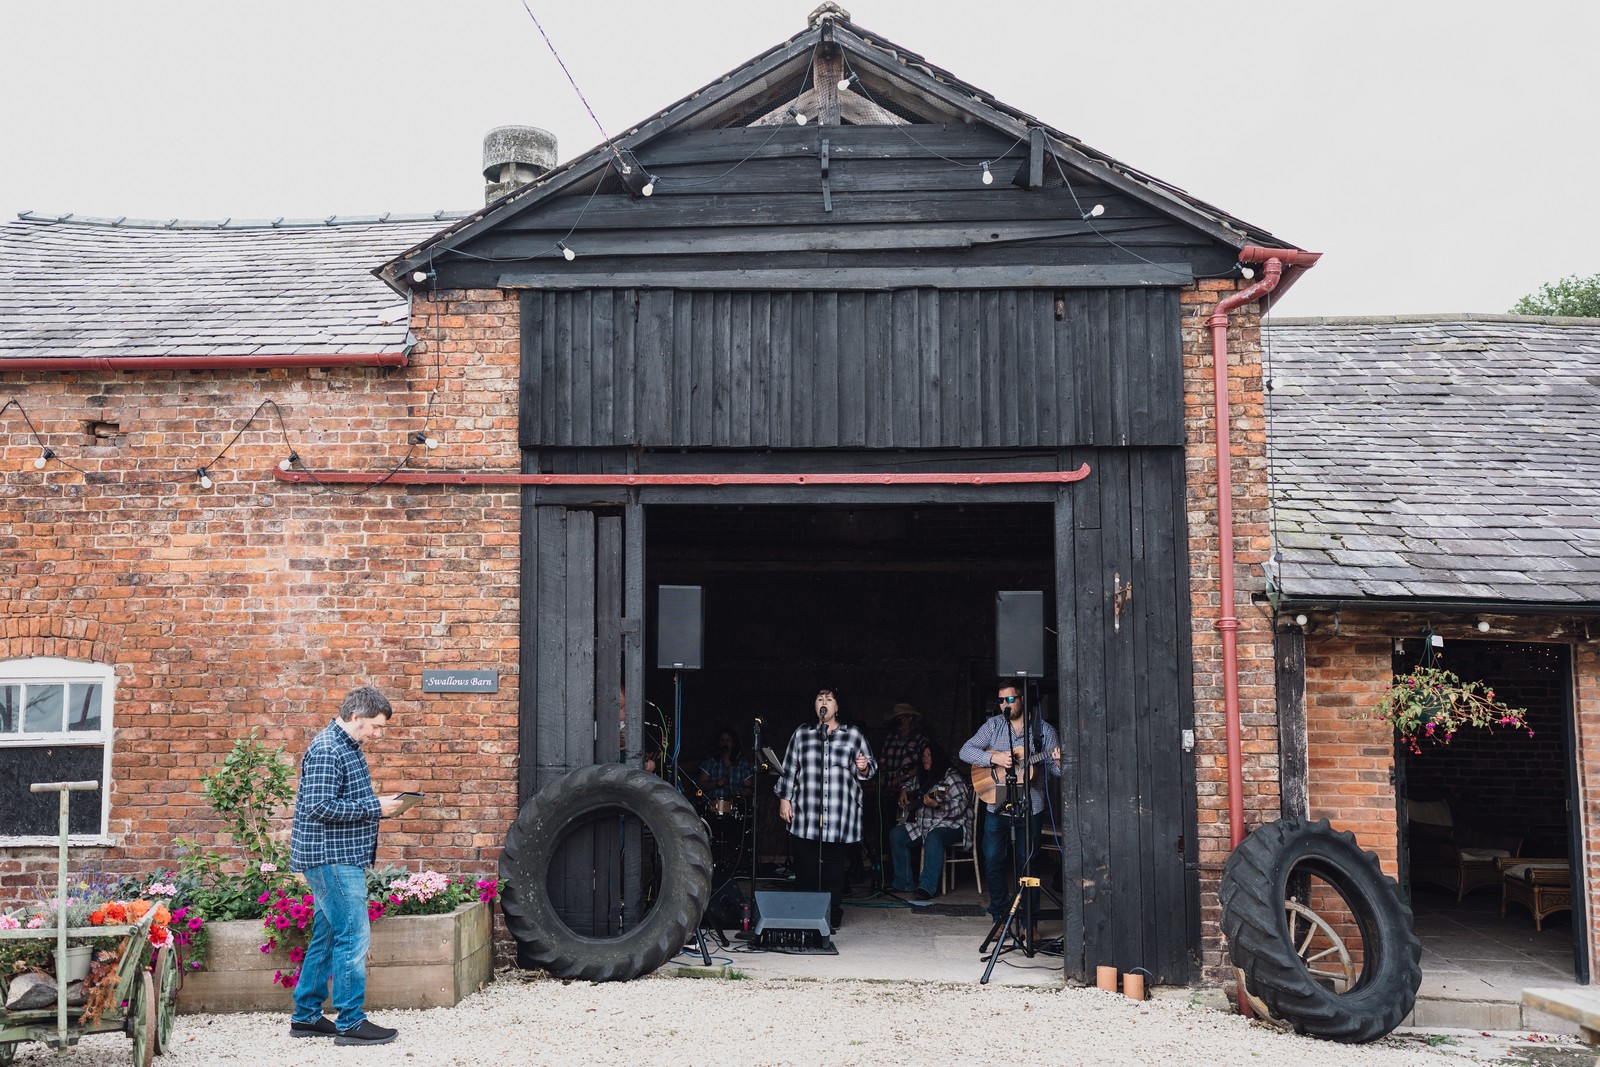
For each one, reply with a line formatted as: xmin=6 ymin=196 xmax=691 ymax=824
xmin=290 ymin=1017 xmax=338 ymax=1039
xmin=335 ymin=1021 xmax=398 ymax=1046
xmin=914 ymin=888 xmax=934 ymax=902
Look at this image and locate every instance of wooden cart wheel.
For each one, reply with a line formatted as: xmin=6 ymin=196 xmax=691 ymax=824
xmin=153 ymin=945 xmax=179 ymax=1054
xmin=1237 ymin=899 xmax=1357 ymax=1026
xmin=130 ymin=969 xmax=157 ymax=1067
xmin=0 ymin=1040 xmax=16 ymax=1066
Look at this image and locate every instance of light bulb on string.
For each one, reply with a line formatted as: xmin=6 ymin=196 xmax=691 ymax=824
xmin=410 ymin=431 xmax=439 ymax=450
xmin=278 ymin=450 xmax=300 ymax=472
xmin=196 ymin=467 xmax=213 ymax=491
xmin=33 ymin=447 xmax=54 ymax=470
xmin=641 ymin=175 xmax=657 ymax=197
xmin=557 ymin=241 xmax=576 ymax=261
xmin=787 ymin=105 xmax=807 ymax=126
xmin=1238 ymin=264 xmax=1256 ymax=280
xmin=980 ymin=162 xmax=993 ymax=186
xmin=1081 ymin=204 xmax=1105 ymax=220
xmin=837 ymin=72 xmax=856 ymax=92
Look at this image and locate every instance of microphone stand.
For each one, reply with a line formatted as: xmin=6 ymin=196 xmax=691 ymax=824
xmin=749 ymin=717 xmax=763 ymax=903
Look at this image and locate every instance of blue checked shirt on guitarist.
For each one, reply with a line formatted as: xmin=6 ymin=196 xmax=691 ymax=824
xmin=775 ymin=717 xmax=877 ymax=843
xmin=959 ymin=707 xmax=1062 ymax=816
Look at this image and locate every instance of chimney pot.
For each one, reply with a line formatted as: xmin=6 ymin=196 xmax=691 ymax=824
xmin=483 ymin=126 xmax=558 ymax=204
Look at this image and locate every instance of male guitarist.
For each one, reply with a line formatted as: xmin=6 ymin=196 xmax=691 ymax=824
xmin=958 ymin=682 xmax=1062 ymax=926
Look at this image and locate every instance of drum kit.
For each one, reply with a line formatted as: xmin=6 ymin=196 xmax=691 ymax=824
xmin=700 ymin=795 xmax=750 ymax=875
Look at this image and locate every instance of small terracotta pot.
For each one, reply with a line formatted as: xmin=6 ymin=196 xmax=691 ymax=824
xmin=1096 ymin=965 xmax=1118 ymax=992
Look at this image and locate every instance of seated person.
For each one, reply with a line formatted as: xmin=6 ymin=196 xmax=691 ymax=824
xmin=888 ymin=742 xmax=972 ymax=901
xmin=697 ymin=726 xmax=754 ymax=804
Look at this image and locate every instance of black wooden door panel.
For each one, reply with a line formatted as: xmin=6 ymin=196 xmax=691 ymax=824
xmin=1055 ymin=448 xmax=1198 ymax=983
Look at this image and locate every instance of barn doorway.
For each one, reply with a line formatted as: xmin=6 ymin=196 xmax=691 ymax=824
xmin=1396 ymin=639 xmax=1586 ymax=987
xmin=642 ymin=502 xmax=1057 ymax=899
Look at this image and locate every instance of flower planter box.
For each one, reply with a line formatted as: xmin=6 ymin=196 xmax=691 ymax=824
xmin=176 ymin=900 xmax=492 ymax=1014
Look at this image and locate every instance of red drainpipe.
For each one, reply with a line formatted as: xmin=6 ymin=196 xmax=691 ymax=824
xmin=1208 ymin=246 xmax=1321 ymax=850
xmin=0 ymin=353 xmax=408 ymax=373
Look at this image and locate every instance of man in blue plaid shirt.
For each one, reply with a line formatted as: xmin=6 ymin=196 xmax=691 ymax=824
xmin=288 ymin=686 xmax=406 ymax=1046
xmin=776 ymin=685 xmax=877 ymax=932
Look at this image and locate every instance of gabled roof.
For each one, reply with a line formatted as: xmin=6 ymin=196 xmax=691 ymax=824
xmin=379 ymin=8 xmax=1301 ymax=291
xmin=0 ymin=212 xmax=463 ymax=361
xmin=1267 ymin=315 xmax=1600 ymax=607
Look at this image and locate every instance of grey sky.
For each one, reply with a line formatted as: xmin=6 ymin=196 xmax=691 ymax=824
xmin=5 ymin=0 xmax=1596 ymax=317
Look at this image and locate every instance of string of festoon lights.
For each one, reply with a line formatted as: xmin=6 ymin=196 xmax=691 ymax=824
xmin=1 ymin=397 xmax=442 ymax=497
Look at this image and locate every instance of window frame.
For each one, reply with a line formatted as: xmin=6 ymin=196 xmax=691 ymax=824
xmin=0 ymin=657 xmax=115 ymax=847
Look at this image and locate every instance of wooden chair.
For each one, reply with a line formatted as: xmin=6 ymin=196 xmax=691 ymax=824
xmin=941 ymin=804 xmax=983 ymax=896
xmin=1407 ymin=797 xmax=1522 ymax=900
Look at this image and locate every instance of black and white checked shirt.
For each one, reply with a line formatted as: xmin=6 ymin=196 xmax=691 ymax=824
xmin=290 ymin=719 xmax=382 ymax=871
xmin=774 ymin=722 xmax=877 ymax=844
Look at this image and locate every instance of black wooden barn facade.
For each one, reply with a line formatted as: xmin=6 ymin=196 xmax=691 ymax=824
xmin=385 ymin=11 xmax=1296 ymax=983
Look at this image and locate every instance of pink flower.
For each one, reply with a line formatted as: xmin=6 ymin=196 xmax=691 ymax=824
xmin=275 ymin=915 xmax=291 ymax=930
xmin=0 ymin=915 xmax=19 ymax=930
xmin=189 ymin=917 xmax=203 ymax=931
xmin=259 ymin=863 xmax=278 ymax=874
xmin=288 ymin=947 xmax=305 ymax=964
xmin=257 ymin=892 xmax=271 ymax=905
xmin=259 ymin=940 xmax=276 ymax=954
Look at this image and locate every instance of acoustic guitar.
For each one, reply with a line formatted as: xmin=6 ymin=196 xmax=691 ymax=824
xmin=970 ymin=748 xmax=1055 ymax=806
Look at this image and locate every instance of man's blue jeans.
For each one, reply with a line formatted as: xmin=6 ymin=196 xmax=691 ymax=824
xmin=293 ymin=864 xmax=370 ymax=1030
xmin=982 ymin=810 xmax=1042 ymax=921
xmin=888 ymin=824 xmax=963 ymax=895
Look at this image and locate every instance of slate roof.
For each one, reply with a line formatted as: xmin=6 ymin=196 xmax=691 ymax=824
xmin=1266 ymin=315 xmax=1600 ymax=605
xmin=0 ymin=212 xmax=462 ymax=360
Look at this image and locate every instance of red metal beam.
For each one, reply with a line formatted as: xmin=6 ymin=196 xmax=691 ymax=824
xmin=273 ymin=464 xmax=1092 ymax=487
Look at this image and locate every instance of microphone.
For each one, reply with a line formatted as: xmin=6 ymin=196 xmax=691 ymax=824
xmin=754 ymin=717 xmax=763 ymax=726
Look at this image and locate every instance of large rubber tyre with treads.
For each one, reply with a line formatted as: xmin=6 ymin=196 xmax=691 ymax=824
xmin=499 ymin=764 xmax=711 ymax=981
xmin=1220 ymin=817 xmax=1422 ymax=1043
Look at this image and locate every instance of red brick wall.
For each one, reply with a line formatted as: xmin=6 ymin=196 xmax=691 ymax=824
xmin=0 ymin=289 xmax=521 ymax=903
xmin=1180 ymin=279 xmax=1281 ymax=978
xmin=1303 ymin=638 xmax=1399 ymax=874
xmin=1574 ymin=641 xmax=1600 ymax=979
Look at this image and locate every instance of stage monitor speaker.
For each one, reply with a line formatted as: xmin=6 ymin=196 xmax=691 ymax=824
xmin=752 ymin=891 xmax=831 ymax=937
xmin=996 ymin=590 xmax=1045 ymax=678
xmin=656 ymin=585 xmax=703 ymax=670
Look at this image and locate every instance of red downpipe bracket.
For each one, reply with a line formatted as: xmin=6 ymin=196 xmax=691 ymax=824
xmin=273 ymin=465 xmax=1093 ymax=487
xmin=1208 ymin=248 xmax=1321 ymax=851
xmin=0 ymin=353 xmax=409 ymax=373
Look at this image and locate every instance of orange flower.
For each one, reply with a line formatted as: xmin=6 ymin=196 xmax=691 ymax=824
xmin=127 ymin=900 xmax=151 ymax=921
xmin=104 ymin=902 xmax=128 ymax=923
xmin=89 ymin=910 xmax=106 ymax=925
xmin=152 ymin=905 xmax=171 ymax=927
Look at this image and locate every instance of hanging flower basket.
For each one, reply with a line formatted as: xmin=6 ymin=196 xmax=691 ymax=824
xmin=1373 ymin=665 xmax=1533 ymax=754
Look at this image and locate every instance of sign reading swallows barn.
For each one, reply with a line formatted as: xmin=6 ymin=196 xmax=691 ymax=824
xmin=422 ymin=670 xmax=499 ymax=694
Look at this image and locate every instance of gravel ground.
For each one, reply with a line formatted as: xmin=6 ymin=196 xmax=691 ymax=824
xmin=8 ymin=970 xmax=1589 ymax=1067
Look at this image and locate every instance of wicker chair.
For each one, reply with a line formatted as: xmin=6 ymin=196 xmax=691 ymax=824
xmin=1499 ymin=858 xmax=1572 ymax=931
xmin=1406 ymin=798 xmax=1523 ymax=901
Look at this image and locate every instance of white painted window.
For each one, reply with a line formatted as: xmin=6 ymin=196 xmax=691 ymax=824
xmin=0 ymin=657 xmax=115 ymax=845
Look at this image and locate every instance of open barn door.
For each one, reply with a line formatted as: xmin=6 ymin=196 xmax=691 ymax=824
xmin=1055 ymin=449 xmax=1199 ymax=983
xmin=517 ymin=501 xmax=646 ymax=941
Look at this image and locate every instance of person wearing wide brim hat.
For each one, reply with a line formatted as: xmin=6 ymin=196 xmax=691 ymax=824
xmin=881 ymin=703 xmax=928 ymax=796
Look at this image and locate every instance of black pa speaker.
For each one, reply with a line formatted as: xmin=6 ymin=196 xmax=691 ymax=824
xmin=996 ymin=590 xmax=1045 ymax=678
xmin=656 ymin=585 xmax=703 ymax=670
xmin=752 ymin=891 xmax=831 ymax=937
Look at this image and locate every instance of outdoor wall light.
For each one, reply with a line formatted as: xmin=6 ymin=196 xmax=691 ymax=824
xmin=196 ymin=467 xmax=213 ymax=490
xmin=410 ymin=431 xmax=439 ymax=450
xmin=981 ymin=162 xmax=994 ymax=185
xmin=557 ymin=241 xmax=576 ymax=261
xmin=33 ymin=447 xmax=54 ymax=470
xmin=278 ymin=451 xmax=300 ymax=472
xmin=1477 ymin=619 xmax=1491 ymax=633
xmin=1294 ymin=614 xmax=1309 ymax=628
